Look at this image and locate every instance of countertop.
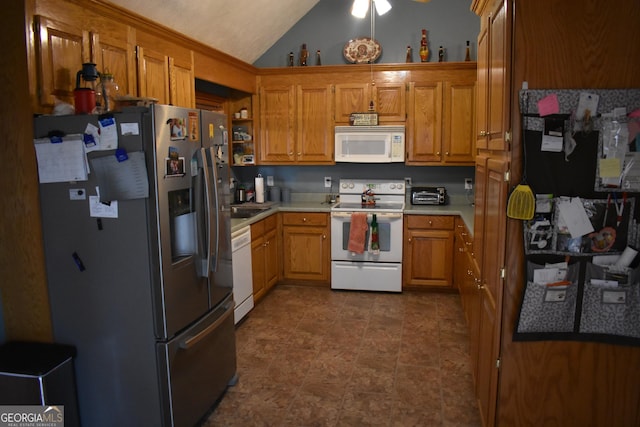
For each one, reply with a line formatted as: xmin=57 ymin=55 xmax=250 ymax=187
xmin=230 ymin=195 xmax=475 ymax=236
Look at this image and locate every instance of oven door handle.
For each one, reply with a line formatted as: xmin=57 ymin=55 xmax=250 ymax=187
xmin=331 ymin=212 xmax=403 ymax=219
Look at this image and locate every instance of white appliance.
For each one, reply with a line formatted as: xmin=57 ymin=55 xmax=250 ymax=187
xmin=331 ymin=179 xmax=405 ymax=292
xmin=334 ymin=125 xmax=405 ymax=163
xmin=231 ymin=226 xmax=254 ymax=324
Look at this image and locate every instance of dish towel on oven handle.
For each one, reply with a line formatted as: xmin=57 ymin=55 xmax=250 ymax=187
xmin=348 ymin=212 xmax=369 ymax=254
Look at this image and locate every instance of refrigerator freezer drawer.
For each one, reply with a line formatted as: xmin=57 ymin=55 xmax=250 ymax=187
xmin=157 ymin=295 xmax=237 ymax=427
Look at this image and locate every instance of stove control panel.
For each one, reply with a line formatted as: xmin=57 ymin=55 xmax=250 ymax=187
xmin=338 ymin=179 xmax=405 ymax=195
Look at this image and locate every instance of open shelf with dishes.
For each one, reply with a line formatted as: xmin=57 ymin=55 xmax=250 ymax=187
xmin=228 ymin=91 xmax=256 ymax=166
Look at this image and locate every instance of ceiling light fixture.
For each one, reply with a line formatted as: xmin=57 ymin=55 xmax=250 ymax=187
xmin=351 ymin=0 xmax=392 ymax=18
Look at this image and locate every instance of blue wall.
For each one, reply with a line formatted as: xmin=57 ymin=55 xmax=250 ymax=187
xmin=253 ymin=0 xmax=479 ymax=67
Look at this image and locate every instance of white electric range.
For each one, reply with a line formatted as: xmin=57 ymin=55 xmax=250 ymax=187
xmin=330 ymin=179 xmax=405 ymax=292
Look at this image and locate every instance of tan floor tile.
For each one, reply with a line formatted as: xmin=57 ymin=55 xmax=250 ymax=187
xmin=201 ymin=285 xmax=480 ymax=427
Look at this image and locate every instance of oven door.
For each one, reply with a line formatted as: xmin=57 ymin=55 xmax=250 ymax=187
xmin=331 ymin=212 xmax=403 ymax=262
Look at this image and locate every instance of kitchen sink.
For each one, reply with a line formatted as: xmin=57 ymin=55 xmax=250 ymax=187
xmin=230 ymin=205 xmax=271 ymax=219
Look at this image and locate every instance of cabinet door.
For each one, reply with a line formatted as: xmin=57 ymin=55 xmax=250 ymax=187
xmin=373 ymin=82 xmax=406 ymax=123
xmin=34 ymin=15 xmax=89 ymax=107
xmin=476 ymin=23 xmax=489 ymax=150
xmin=487 ymin=0 xmax=511 ymax=151
xmin=169 ymin=54 xmax=195 ymax=108
xmin=443 ymin=81 xmax=476 ymax=163
xmin=334 ymin=83 xmax=369 ymax=123
xmin=136 ymin=46 xmax=170 ymax=105
xmin=251 ymin=236 xmax=266 ymax=301
xmin=264 ymin=227 xmax=279 ymax=290
xmin=404 ymin=229 xmax=453 ymax=287
xmin=476 ymin=156 xmax=509 ymax=427
xmin=91 ymin=28 xmax=135 ymax=98
xmin=406 ymin=81 xmax=443 ymax=164
xmin=296 ymin=85 xmax=334 ymax=163
xmin=282 ymin=225 xmax=329 ymax=282
xmin=259 ymin=85 xmax=295 ymax=163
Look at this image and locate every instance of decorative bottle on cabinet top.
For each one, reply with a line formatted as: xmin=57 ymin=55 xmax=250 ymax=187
xmin=405 ymin=46 xmax=413 ymax=63
xmin=419 ymin=29 xmax=429 ymax=62
xmin=465 ymin=41 xmax=471 ymax=61
xmin=299 ymin=43 xmax=308 ymax=66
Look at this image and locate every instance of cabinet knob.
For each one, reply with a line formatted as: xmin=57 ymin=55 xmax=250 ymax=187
xmin=288 ymin=151 xmax=294 ymax=156
xmin=302 ymin=217 xmax=307 ymax=222
xmin=445 ymin=152 xmax=449 ymax=156
xmin=428 ymin=220 xmax=433 ymax=225
xmin=297 ymin=152 xmax=301 ymax=156
xmin=322 ymin=234 xmax=326 ymax=239
xmin=466 ymin=242 xmax=472 ymax=246
xmin=436 ymin=151 xmax=440 ymax=156
xmin=408 ymin=237 xmax=412 ymax=243
xmin=479 ymin=130 xmax=487 ymax=136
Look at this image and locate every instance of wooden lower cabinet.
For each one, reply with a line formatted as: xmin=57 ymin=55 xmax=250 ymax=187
xmin=250 ymin=215 xmax=279 ymax=302
xmin=403 ymin=215 xmax=455 ymax=288
xmin=281 ymin=212 xmax=330 ymax=283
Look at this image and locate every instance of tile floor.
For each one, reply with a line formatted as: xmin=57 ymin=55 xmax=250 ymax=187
xmin=202 ymin=285 xmax=480 ymax=427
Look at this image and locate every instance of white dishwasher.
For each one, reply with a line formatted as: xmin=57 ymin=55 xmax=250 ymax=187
xmin=231 ymin=226 xmax=254 ymax=324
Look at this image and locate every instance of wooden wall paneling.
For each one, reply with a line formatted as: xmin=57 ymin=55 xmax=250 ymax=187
xmin=193 ymin=51 xmax=257 ymax=95
xmin=499 ymin=0 xmax=640 ymax=425
xmin=2 ymin=0 xmax=53 ymax=341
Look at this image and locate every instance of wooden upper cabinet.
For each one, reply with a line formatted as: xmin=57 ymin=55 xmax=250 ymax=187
xmin=136 ymin=46 xmax=170 ymax=105
xmin=136 ymin=45 xmax=195 ymax=108
xmin=91 ymin=27 xmax=136 ymax=98
xmin=406 ymin=69 xmax=476 ymax=165
xmin=258 ymin=81 xmax=333 ymax=164
xmin=475 ymin=0 xmax=511 ymax=152
xmin=406 ymin=81 xmax=442 ymax=163
xmin=33 ymin=14 xmax=135 ymax=110
xmin=334 ymin=82 xmax=405 ymax=123
xmin=374 ymin=82 xmax=406 ymax=122
xmin=334 ymin=83 xmax=369 ymax=123
xmin=296 ymin=84 xmax=334 ymax=163
xmin=443 ymin=80 xmax=476 ymax=163
xmin=258 ymin=85 xmax=296 ymax=163
xmin=34 ymin=15 xmax=89 ymax=107
xmin=476 ymin=24 xmax=489 ymax=150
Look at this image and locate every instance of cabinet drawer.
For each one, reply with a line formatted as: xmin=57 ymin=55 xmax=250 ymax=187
xmin=406 ymin=215 xmax=454 ymax=230
xmin=281 ymin=212 xmax=327 ymax=226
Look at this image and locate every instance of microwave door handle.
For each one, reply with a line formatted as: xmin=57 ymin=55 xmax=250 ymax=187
xmin=208 ymin=146 xmax=220 ymax=273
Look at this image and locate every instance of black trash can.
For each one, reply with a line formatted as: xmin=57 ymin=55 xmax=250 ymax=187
xmin=0 ymin=341 xmax=80 ymax=427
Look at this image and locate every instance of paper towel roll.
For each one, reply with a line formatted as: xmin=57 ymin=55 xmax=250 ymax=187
xmin=255 ymin=175 xmax=264 ymax=203
xmin=614 ymin=246 xmax=638 ymax=268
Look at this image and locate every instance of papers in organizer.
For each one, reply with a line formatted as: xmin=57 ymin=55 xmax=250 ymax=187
xmin=34 ymin=134 xmax=88 ymax=183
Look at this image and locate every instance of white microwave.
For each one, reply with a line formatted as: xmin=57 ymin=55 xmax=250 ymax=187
xmin=334 ymin=126 xmax=405 ymax=163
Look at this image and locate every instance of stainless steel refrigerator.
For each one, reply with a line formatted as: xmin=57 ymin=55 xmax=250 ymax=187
xmin=34 ymin=104 xmax=236 ymax=427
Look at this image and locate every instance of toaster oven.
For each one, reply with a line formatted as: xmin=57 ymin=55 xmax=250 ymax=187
xmin=411 ymin=187 xmax=447 ymax=205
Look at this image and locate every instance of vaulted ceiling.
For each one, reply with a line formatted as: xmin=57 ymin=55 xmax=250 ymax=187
xmin=105 ymin=0 xmax=321 ymax=64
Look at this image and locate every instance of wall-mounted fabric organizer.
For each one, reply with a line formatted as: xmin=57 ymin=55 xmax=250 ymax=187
xmin=520 ymin=89 xmax=640 ymax=193
xmin=514 ymin=256 xmax=640 ymax=347
xmin=516 ymin=89 xmax=640 ymax=346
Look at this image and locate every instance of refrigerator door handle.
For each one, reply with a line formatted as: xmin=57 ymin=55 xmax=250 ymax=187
xmin=197 ymin=147 xmax=214 ymax=277
xmin=208 ymin=147 xmax=220 ymax=273
xmin=178 ymin=301 xmax=233 ymax=350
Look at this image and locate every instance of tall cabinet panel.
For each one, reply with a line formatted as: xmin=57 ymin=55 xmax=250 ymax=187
xmin=405 ymin=81 xmax=442 ymax=163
